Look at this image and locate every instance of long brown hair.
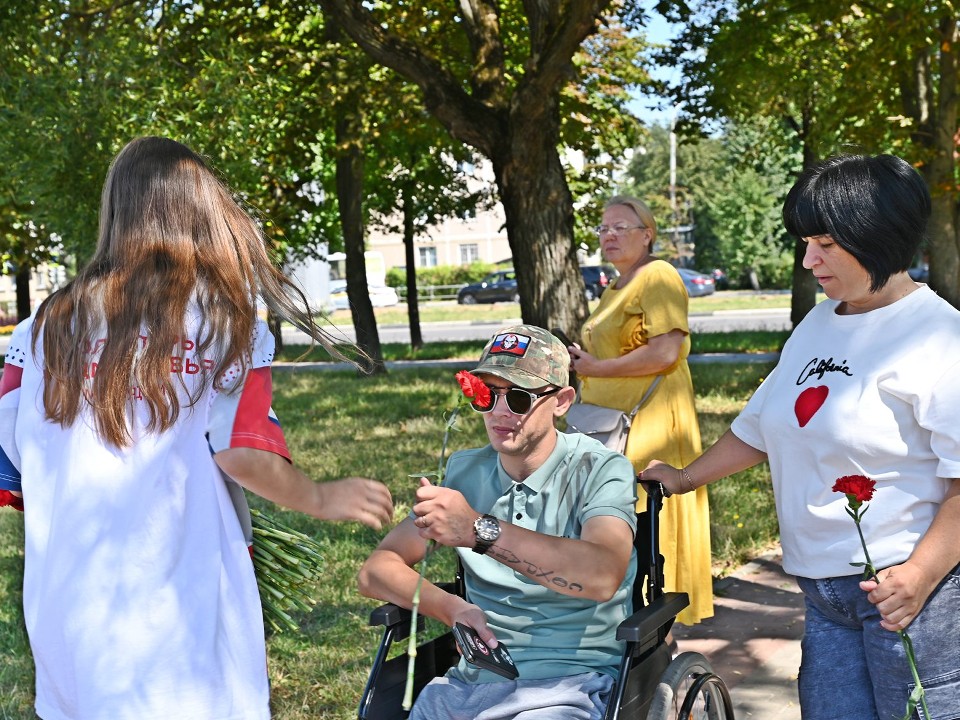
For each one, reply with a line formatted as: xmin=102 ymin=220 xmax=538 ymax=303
xmin=34 ymin=136 xmax=354 ymax=447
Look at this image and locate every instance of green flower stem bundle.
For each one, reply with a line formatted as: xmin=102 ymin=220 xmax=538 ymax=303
xmin=251 ymin=508 xmax=325 ymax=633
xmin=402 ymin=371 xmax=490 ymax=711
xmin=833 ymin=475 xmax=929 ymax=720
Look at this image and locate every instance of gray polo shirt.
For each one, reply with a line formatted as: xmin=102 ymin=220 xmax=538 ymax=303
xmin=443 ymin=430 xmax=637 ymax=683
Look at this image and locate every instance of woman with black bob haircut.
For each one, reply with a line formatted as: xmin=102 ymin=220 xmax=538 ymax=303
xmin=642 ymin=153 xmax=960 ymax=719
xmin=782 ymin=153 xmax=930 ymax=292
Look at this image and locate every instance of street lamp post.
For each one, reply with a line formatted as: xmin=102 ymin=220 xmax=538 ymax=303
xmin=669 ymin=103 xmax=681 ymax=259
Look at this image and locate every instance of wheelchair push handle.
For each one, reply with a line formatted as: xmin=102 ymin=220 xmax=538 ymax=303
xmin=638 ymin=478 xmax=666 ymax=504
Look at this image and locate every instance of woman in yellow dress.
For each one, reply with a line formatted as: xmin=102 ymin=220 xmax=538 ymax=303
xmin=567 ymin=194 xmax=713 ymax=625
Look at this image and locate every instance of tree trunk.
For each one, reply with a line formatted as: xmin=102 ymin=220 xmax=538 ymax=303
xmin=923 ymin=14 xmax=959 ymax=308
xmin=401 ymin=185 xmax=423 ymax=349
xmin=790 ymin=109 xmax=818 ymax=328
xmin=267 ymin=309 xmax=283 ymax=353
xmin=316 ymin=0 xmax=600 ymax=335
xmin=16 ymin=263 xmax=31 ymax=321
xmin=327 ymin=15 xmax=386 ymax=375
xmin=493 ymin=99 xmax=588 ymax=335
xmin=789 ymin=238 xmax=818 ymax=326
xmin=335 ymin=105 xmax=386 ymax=375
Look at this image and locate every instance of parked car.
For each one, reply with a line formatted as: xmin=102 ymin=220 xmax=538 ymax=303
xmin=677 ymin=267 xmax=716 ymax=297
xmin=580 ymin=264 xmax=618 ymax=300
xmin=329 ymin=279 xmax=400 ymax=311
xmin=457 ymin=269 xmax=519 ymax=304
xmin=908 ymin=263 xmax=929 ymax=283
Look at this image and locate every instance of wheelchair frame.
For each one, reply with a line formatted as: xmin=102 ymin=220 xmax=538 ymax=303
xmin=357 ymin=481 xmax=735 ymax=720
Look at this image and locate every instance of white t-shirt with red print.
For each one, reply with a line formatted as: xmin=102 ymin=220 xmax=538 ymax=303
xmin=0 ymin=309 xmax=288 ymax=720
xmin=731 ymin=285 xmax=960 ymax=578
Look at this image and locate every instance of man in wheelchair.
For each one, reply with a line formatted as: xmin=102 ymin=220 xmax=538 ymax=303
xmin=358 ymin=324 xmax=638 ymax=719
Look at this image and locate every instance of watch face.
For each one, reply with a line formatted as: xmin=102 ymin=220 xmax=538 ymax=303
xmin=475 ymin=515 xmax=500 ymax=542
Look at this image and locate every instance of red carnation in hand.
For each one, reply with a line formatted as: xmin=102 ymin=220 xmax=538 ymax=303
xmin=832 ymin=474 xmax=876 ymax=509
xmin=0 ymin=489 xmax=23 ymax=512
xmin=456 ymin=370 xmax=491 ymax=407
xmin=831 ymin=472 xmax=929 ymax=718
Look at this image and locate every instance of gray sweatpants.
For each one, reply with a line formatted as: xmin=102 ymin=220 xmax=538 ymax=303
xmin=409 ymin=671 xmax=614 ymax=720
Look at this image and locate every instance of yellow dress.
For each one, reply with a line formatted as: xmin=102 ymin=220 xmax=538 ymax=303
xmin=579 ymin=259 xmax=713 ymax=625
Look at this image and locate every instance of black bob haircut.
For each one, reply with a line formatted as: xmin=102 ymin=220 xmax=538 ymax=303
xmin=782 ymin=154 xmax=930 ymax=292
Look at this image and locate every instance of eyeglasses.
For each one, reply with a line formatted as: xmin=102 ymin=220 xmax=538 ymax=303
xmin=470 ymin=385 xmax=562 ymax=415
xmin=594 ymin=224 xmax=645 ymax=238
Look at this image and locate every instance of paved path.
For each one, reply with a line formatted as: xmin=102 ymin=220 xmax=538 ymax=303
xmin=673 ymin=545 xmax=804 ymax=719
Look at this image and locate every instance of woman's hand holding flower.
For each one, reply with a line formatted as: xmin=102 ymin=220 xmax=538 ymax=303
xmin=833 ymin=474 xmax=929 ymax=719
xmin=860 ymin=561 xmax=937 ymax=631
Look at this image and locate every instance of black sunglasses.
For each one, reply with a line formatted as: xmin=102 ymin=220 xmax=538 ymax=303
xmin=470 ymin=384 xmax=561 ymax=416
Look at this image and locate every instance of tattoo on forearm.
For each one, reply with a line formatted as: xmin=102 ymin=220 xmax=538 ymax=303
xmin=487 ymin=546 xmax=584 ymax=593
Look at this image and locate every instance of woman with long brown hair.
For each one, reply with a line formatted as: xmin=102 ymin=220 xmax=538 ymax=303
xmin=0 ymin=136 xmax=393 ymax=720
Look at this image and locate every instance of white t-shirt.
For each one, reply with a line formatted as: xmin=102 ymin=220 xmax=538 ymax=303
xmin=0 ymin=311 xmax=287 ymax=720
xmin=732 ymin=285 xmax=960 ymax=578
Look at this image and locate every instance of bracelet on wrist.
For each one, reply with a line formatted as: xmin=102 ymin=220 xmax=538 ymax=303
xmin=679 ymin=466 xmax=696 ymax=493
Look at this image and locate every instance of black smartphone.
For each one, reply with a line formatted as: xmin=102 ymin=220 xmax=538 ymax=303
xmin=551 ymin=327 xmax=574 ymax=347
xmin=552 ymin=327 xmax=578 ymax=387
xmin=452 ymin=623 xmax=519 ymax=679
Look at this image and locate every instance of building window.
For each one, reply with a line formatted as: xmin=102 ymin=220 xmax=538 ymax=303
xmin=460 ymin=244 xmax=479 ymax=264
xmin=418 ymin=246 xmax=438 ymax=267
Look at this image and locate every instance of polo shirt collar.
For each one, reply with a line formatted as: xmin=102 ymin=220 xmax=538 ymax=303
xmin=496 ymin=430 xmax=570 ymax=494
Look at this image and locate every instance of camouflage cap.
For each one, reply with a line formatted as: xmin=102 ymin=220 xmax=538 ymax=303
xmin=473 ymin=324 xmax=569 ymax=389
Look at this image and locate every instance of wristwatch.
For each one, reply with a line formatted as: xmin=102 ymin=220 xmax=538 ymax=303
xmin=472 ymin=514 xmax=501 ymax=554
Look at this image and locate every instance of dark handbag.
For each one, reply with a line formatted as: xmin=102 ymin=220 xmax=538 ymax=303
xmin=563 ymin=376 xmax=663 ymax=453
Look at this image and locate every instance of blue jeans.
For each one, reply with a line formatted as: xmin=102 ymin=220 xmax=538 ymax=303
xmin=796 ymin=564 xmax=960 ymax=720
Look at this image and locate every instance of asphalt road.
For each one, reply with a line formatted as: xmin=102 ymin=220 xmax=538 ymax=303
xmin=284 ymin=307 xmax=792 ymax=346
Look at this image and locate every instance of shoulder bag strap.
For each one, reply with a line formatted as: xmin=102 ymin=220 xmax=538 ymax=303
xmin=573 ymin=374 xmax=664 ymax=417
xmin=626 ymin=375 xmax=663 ymax=419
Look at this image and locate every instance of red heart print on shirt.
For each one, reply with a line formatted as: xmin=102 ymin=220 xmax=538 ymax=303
xmin=795 ymin=386 xmax=828 ymax=427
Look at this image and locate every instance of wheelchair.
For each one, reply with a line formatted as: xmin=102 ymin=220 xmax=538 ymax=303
xmin=357 ymin=481 xmax=735 ymax=719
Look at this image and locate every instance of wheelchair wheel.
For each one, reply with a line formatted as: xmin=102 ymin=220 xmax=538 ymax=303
xmin=645 ymin=651 xmax=734 ymax=720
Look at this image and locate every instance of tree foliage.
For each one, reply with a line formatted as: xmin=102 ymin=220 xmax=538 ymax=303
xmin=0 ymin=2 xmax=144 ymax=266
xmin=624 ymin=117 xmax=799 ymax=288
xmin=315 ymin=0 xmax=652 ymax=334
xmin=657 ymin=0 xmax=960 ymax=311
xmin=3 ymin=0 xmax=662 ymax=337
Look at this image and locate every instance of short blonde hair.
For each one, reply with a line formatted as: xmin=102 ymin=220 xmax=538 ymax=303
xmin=604 ymin=195 xmax=657 ymax=241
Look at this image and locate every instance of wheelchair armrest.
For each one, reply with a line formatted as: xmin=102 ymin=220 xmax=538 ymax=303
xmin=368 ymin=582 xmax=461 ymax=629
xmin=616 ymin=591 xmax=689 ymax=643
xmin=369 ymin=602 xmax=410 ymax=629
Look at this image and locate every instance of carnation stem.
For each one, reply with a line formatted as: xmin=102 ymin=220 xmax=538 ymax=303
xmin=403 ymin=539 xmax=435 ymax=711
xmin=402 ymin=388 xmax=471 ymax=710
xmin=854 ymin=518 xmax=929 ymax=720
xmin=439 ymin=407 xmax=460 ymax=479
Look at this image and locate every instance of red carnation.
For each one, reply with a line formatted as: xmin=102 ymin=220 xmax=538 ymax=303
xmin=456 ymin=370 xmax=491 ymax=407
xmin=832 ymin=474 xmax=876 ymax=505
xmin=0 ymin=489 xmax=23 ymax=512
xmin=831 ymin=472 xmax=929 ymax=718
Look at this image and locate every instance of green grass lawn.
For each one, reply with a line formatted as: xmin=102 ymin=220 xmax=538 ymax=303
xmin=0 ymin=356 xmax=779 ymax=719
xmin=278 ymin=329 xmax=790 ymax=364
